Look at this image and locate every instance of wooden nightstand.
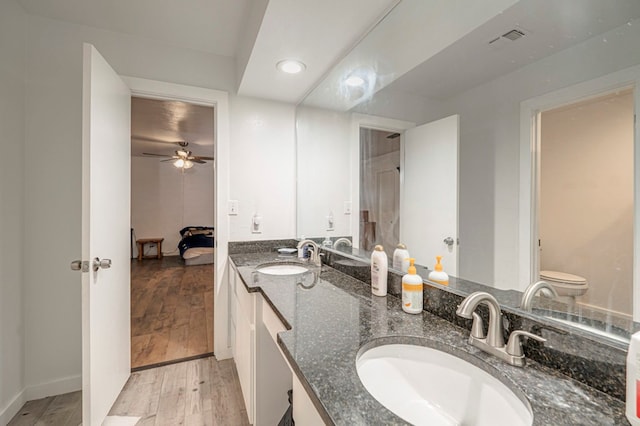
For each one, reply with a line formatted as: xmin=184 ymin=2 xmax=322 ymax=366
xmin=136 ymin=238 xmax=164 ymax=261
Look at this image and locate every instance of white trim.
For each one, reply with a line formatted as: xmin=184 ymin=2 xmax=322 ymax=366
xmin=350 ymin=114 xmax=415 ymax=248
xmin=0 ymin=375 xmax=82 ymax=425
xmin=0 ymin=391 xmax=25 ymax=425
xmin=519 ymin=65 xmax=640 ymax=314
xmin=122 ymin=76 xmax=232 ymax=359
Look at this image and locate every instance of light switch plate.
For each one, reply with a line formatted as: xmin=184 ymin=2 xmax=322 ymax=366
xmin=228 ymin=200 xmax=239 ymax=215
xmin=252 ymin=215 xmax=262 ymax=234
xmin=344 ymin=201 xmax=352 ymax=215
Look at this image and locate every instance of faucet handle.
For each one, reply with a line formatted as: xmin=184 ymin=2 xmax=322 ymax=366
xmin=470 ymin=312 xmax=485 ymax=339
xmin=506 ymin=330 xmax=546 ymax=357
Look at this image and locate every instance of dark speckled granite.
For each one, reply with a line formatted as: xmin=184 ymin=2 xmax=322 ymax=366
xmin=322 ymin=246 xmax=629 ymax=402
xmin=228 ymin=249 xmax=628 ymax=425
xmin=228 ymin=239 xmax=300 ymax=254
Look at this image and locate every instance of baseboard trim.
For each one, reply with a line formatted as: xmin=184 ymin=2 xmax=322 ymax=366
xmin=0 ymin=375 xmax=82 ymax=424
xmin=0 ymin=388 xmax=27 ymax=426
xmin=25 ymin=374 xmax=82 ymax=401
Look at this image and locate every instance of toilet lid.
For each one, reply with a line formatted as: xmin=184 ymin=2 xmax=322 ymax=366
xmin=540 ymin=270 xmax=587 ymax=285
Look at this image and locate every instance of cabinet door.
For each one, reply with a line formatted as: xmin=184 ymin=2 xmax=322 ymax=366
xmin=233 ymin=268 xmax=255 ymax=424
xmin=235 ymin=310 xmax=254 ymax=423
xmin=229 ymin=266 xmax=237 ymax=356
xmin=292 ymin=374 xmax=325 ymax=425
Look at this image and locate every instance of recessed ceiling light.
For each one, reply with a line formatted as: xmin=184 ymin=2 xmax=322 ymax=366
xmin=345 ymin=75 xmax=366 ymax=87
xmin=276 ymin=60 xmax=306 ymax=74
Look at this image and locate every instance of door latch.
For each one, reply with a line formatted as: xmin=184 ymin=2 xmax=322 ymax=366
xmin=70 ymin=260 xmax=90 ymax=273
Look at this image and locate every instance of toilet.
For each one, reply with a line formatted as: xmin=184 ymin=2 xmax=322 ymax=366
xmin=539 ymin=270 xmax=589 ymax=297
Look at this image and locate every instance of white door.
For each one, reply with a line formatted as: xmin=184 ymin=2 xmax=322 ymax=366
xmin=81 ymin=43 xmax=131 ymax=425
xmin=401 ymin=114 xmax=459 ymax=275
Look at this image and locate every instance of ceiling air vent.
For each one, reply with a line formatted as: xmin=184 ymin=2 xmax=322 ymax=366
xmin=502 ymin=29 xmax=525 ymax=41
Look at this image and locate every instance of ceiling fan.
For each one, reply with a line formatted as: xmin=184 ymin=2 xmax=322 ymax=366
xmin=142 ymin=142 xmax=213 ymax=169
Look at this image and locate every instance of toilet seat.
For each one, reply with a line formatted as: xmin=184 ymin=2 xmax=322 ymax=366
xmin=540 ymin=270 xmax=588 ymax=297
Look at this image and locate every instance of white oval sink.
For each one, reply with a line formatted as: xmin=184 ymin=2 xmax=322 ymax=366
xmin=256 ymin=263 xmax=309 ymax=276
xmin=357 ymin=344 xmax=533 ymax=426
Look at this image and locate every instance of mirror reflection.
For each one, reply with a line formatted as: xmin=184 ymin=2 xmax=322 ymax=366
xmin=296 ymin=0 xmax=640 ymax=342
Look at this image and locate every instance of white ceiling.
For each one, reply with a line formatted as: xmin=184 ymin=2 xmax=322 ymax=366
xmin=17 ymin=0 xmax=399 ymax=104
xmin=131 ymin=97 xmax=214 ymax=158
xmin=17 ymin=0 xmax=250 ymax=57
xmin=386 ymin=0 xmax=640 ymax=100
xmin=237 ymin=0 xmax=398 ymax=103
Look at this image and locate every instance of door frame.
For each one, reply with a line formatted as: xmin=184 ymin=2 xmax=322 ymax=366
xmin=350 ymin=114 xmax=415 ymax=248
xmin=518 ymin=65 xmax=640 ymax=319
xmin=121 ymin=76 xmax=232 ymax=359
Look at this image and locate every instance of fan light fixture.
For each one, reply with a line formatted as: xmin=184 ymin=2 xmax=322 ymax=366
xmin=173 ymin=159 xmax=194 ymax=169
xmin=276 ymin=59 xmax=306 ymax=74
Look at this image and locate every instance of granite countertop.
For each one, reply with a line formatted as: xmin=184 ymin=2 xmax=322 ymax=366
xmin=229 ymin=251 xmax=628 ymax=425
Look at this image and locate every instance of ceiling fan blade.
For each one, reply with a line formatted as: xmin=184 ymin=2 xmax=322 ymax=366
xmin=190 ymin=159 xmax=207 ymax=164
xmin=133 ymin=136 xmax=184 ymax=146
xmin=192 ymin=156 xmax=214 ymax=161
xmin=160 ymin=159 xmax=175 ymax=162
xmin=142 ymin=152 xmax=173 ymax=157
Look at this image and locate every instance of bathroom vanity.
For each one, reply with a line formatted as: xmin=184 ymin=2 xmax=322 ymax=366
xmin=228 ymin=240 xmax=627 ymax=425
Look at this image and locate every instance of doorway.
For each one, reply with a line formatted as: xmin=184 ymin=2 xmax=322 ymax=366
xmin=537 ymin=88 xmax=634 ymax=318
xmin=359 ymin=128 xmax=401 ymax=254
xmin=129 ymin=97 xmax=216 ymax=370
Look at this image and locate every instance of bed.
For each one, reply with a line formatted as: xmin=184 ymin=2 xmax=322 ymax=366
xmin=178 ymin=226 xmax=215 ymax=265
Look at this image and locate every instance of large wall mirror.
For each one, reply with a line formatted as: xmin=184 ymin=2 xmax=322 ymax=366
xmin=296 ymin=0 xmax=640 ymax=343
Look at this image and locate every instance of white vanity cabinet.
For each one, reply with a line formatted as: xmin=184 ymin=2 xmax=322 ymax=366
xmin=229 ymin=260 xmax=325 ymax=425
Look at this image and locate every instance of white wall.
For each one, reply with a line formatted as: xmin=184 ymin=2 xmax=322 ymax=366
xmin=0 ymin=1 xmax=26 ymax=423
xmin=540 ymin=91 xmax=634 ymax=315
xmin=296 ymin=106 xmax=352 ymax=238
xmin=131 ymin=157 xmax=215 ymax=255
xmin=21 ymin=13 xmax=252 ymax=401
xmin=430 ymin=20 xmax=640 ymax=289
xmin=229 ymin=96 xmax=296 ymax=241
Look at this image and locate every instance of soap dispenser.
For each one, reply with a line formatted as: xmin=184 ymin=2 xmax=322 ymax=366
xmin=402 ymin=258 xmax=423 ymax=314
xmin=428 ymin=256 xmax=449 ymax=285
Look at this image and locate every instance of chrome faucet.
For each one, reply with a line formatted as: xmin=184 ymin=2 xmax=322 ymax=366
xmin=456 ymin=291 xmax=546 ymax=367
xmin=297 ymin=239 xmax=321 ymax=267
xmin=333 ymin=237 xmax=352 ymax=248
xmin=520 ymin=280 xmax=559 ymax=311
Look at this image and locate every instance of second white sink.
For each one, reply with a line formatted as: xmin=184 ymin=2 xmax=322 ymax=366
xmin=256 ymin=263 xmax=309 ymax=276
xmin=356 ymin=343 xmax=532 ymax=426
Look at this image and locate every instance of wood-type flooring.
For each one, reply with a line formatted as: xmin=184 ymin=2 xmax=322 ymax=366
xmin=131 ymin=256 xmax=214 ymax=369
xmin=8 ymin=357 xmax=249 ymax=426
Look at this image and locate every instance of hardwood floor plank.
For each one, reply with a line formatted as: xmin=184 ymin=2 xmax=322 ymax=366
xmin=7 ymin=396 xmax=54 ymax=426
xmin=211 ymin=359 xmax=250 ymax=426
xmin=165 ymin=324 xmax=189 ymax=360
xmin=154 ymin=363 xmax=188 ymax=425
